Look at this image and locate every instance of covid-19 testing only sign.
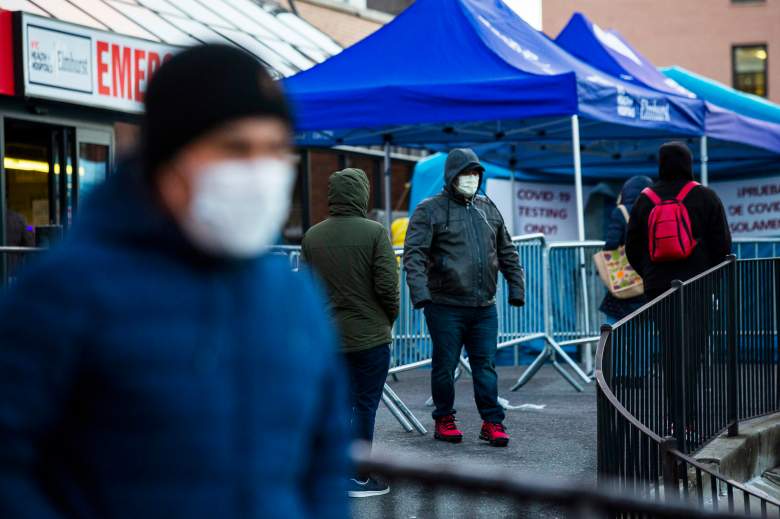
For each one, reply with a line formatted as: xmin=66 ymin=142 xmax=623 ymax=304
xmin=712 ymin=176 xmax=780 ymax=237
xmin=486 ymin=178 xmax=593 ymax=241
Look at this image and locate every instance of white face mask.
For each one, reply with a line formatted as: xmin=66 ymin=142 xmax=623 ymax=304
xmin=180 ymin=157 xmax=295 ymax=258
xmin=455 ymin=174 xmax=479 ymax=198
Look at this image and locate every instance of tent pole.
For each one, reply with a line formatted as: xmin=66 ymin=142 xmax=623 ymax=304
xmin=571 ymin=115 xmax=593 ymax=375
xmin=571 ymin=115 xmax=585 ymax=242
xmin=700 ymin=136 xmax=709 ymax=187
xmin=383 ymin=139 xmax=392 ymax=232
xmin=509 ymin=145 xmax=517 ymax=236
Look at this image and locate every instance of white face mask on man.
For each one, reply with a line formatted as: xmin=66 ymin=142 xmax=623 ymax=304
xmin=455 ymin=173 xmax=480 ymax=198
xmin=179 ymin=157 xmax=295 ymax=258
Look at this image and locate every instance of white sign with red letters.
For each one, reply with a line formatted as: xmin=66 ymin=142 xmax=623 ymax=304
xmin=486 ymin=178 xmax=594 ymax=241
xmin=21 ymin=14 xmax=179 ymax=113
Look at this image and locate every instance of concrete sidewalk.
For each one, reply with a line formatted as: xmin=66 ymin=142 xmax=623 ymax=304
xmin=351 ymin=365 xmax=597 ymax=518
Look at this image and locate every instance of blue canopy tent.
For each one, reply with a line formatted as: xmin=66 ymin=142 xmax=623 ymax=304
xmin=661 ymin=66 xmax=780 ymax=126
xmin=555 ymin=12 xmax=780 ymax=185
xmin=283 ymin=0 xmax=706 ymax=240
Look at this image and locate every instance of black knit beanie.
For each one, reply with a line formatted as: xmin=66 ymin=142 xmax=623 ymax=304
xmin=658 ymin=141 xmax=693 ymax=181
xmin=142 ymin=44 xmax=292 ymax=177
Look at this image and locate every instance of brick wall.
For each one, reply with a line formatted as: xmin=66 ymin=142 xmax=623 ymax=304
xmin=542 ymin=0 xmax=780 ymax=103
xmin=306 ymin=149 xmax=414 ymax=226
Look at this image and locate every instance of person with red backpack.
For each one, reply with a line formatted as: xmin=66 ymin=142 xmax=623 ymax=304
xmin=625 ymin=141 xmax=732 ymax=302
xmin=625 ymin=141 xmax=731 ymax=437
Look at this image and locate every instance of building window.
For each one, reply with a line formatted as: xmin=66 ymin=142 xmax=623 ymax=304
xmin=733 ymin=44 xmax=768 ymax=97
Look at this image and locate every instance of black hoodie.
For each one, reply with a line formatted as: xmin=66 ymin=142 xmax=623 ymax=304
xmin=625 ymin=142 xmax=732 ymax=299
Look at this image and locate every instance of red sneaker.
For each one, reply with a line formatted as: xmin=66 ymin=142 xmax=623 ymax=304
xmin=434 ymin=415 xmax=463 ymax=443
xmin=480 ymin=421 xmax=509 ymax=447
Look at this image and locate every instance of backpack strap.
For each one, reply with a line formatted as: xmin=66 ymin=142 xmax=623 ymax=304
xmin=676 ymin=181 xmax=700 ymax=202
xmin=617 ymin=204 xmax=630 ymax=223
xmin=641 ymin=187 xmax=662 ymax=205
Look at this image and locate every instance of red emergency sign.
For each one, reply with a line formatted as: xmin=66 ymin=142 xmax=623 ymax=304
xmin=96 ymin=41 xmax=173 ymax=102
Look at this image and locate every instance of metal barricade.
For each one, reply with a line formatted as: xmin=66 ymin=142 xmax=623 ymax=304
xmin=268 ymin=245 xmax=302 ymax=271
xmin=546 ymin=241 xmax=606 ymax=375
xmin=0 ymin=246 xmax=45 ymax=286
xmin=732 ymin=237 xmax=780 ymax=259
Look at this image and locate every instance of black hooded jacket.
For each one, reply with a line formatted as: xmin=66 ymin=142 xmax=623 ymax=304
xmin=403 ymin=149 xmax=525 ymax=308
xmin=625 ymin=142 xmax=732 ymax=299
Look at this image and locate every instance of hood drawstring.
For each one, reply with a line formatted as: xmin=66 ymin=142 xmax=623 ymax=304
xmin=446 ymin=198 xmax=450 ymax=231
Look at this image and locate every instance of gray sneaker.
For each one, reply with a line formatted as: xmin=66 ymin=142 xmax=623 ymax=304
xmin=347 ymin=477 xmax=390 ymax=498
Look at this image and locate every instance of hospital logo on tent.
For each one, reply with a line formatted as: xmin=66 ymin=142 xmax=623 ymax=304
xmin=639 ymin=99 xmax=671 ymax=122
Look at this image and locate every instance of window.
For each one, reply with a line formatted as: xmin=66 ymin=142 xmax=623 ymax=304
xmin=733 ymin=44 xmax=768 ymax=97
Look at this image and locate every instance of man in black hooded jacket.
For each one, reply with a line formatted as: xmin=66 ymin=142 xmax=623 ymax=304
xmin=404 ymin=148 xmax=525 ymax=447
xmin=626 ymin=141 xmax=732 ymax=301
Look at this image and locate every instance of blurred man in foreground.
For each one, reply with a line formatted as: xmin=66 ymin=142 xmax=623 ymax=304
xmin=0 ymin=45 xmax=349 ymax=518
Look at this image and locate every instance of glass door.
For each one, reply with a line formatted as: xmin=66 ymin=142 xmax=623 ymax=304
xmin=76 ymin=128 xmax=112 ymax=204
xmin=4 ymin=119 xmax=113 ymax=247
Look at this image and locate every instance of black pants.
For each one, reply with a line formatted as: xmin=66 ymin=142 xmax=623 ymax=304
xmin=424 ymin=303 xmax=504 ymax=423
xmin=343 ymin=344 xmax=390 ymax=445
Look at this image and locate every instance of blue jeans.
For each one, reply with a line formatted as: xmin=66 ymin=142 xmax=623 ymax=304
xmin=424 ymin=303 xmax=504 ymax=423
xmin=343 ymin=344 xmax=390 ymax=445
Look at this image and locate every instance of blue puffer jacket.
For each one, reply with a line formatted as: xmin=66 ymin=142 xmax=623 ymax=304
xmin=0 ymin=161 xmax=349 ymax=518
xmin=599 ymin=175 xmax=653 ymax=320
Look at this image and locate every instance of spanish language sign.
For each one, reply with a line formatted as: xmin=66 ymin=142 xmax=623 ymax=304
xmin=712 ymin=176 xmax=780 ymax=237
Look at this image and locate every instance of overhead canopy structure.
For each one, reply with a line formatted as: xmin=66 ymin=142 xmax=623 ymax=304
xmin=284 ymin=0 xmax=705 ymax=148
xmin=661 ymin=66 xmax=780 ymax=126
xmin=0 ymin=0 xmax=342 ymax=79
xmin=284 ymin=0 xmax=711 ymax=246
xmin=555 ymin=12 xmax=780 ymax=181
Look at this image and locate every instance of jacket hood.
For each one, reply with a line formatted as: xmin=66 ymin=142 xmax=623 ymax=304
xmin=618 ymin=175 xmax=653 ymax=208
xmin=444 ymin=148 xmax=485 ymax=189
xmin=658 ymin=141 xmax=694 ymax=181
xmin=328 ymin=168 xmax=369 ymax=217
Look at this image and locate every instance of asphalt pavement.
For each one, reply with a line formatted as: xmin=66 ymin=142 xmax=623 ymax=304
xmin=351 ymin=365 xmax=597 ymax=519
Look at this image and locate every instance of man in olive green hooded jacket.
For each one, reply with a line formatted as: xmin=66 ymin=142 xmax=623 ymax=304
xmin=302 ymin=168 xmax=399 ymax=497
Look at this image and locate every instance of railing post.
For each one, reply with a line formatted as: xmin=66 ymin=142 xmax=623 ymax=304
xmin=661 ymin=436 xmax=679 ymax=502
xmin=672 ymin=280 xmax=687 ymax=451
xmin=727 ymin=255 xmax=739 ymax=437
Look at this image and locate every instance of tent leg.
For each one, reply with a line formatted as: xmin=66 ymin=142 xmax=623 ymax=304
xmin=571 ymin=115 xmax=592 ymax=373
xmin=383 ymin=139 xmax=392 ymax=231
xmin=509 ymin=145 xmax=518 ymax=235
xmin=571 ymin=115 xmax=585 ymax=242
xmin=700 ymin=136 xmax=709 ymax=186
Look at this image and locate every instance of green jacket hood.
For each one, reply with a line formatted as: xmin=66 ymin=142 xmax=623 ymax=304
xmin=328 ymin=168 xmax=370 ymax=217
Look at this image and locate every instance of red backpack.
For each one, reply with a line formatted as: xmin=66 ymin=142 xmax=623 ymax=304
xmin=642 ymin=181 xmax=699 ymax=262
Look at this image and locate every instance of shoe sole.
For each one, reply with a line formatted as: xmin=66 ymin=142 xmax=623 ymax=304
xmin=348 ymin=488 xmax=390 ymax=498
xmin=479 ymin=433 xmax=509 ymax=447
xmin=434 ymin=432 xmax=463 ymax=443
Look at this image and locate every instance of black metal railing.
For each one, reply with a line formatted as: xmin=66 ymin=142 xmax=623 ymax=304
xmin=597 ymin=255 xmax=780 ymax=516
xmin=737 ymin=259 xmax=780 ymax=421
xmin=354 ymin=447 xmax=751 ymax=518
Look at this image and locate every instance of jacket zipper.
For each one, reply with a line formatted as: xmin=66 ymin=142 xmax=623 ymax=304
xmin=467 ymin=201 xmax=483 ymax=304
